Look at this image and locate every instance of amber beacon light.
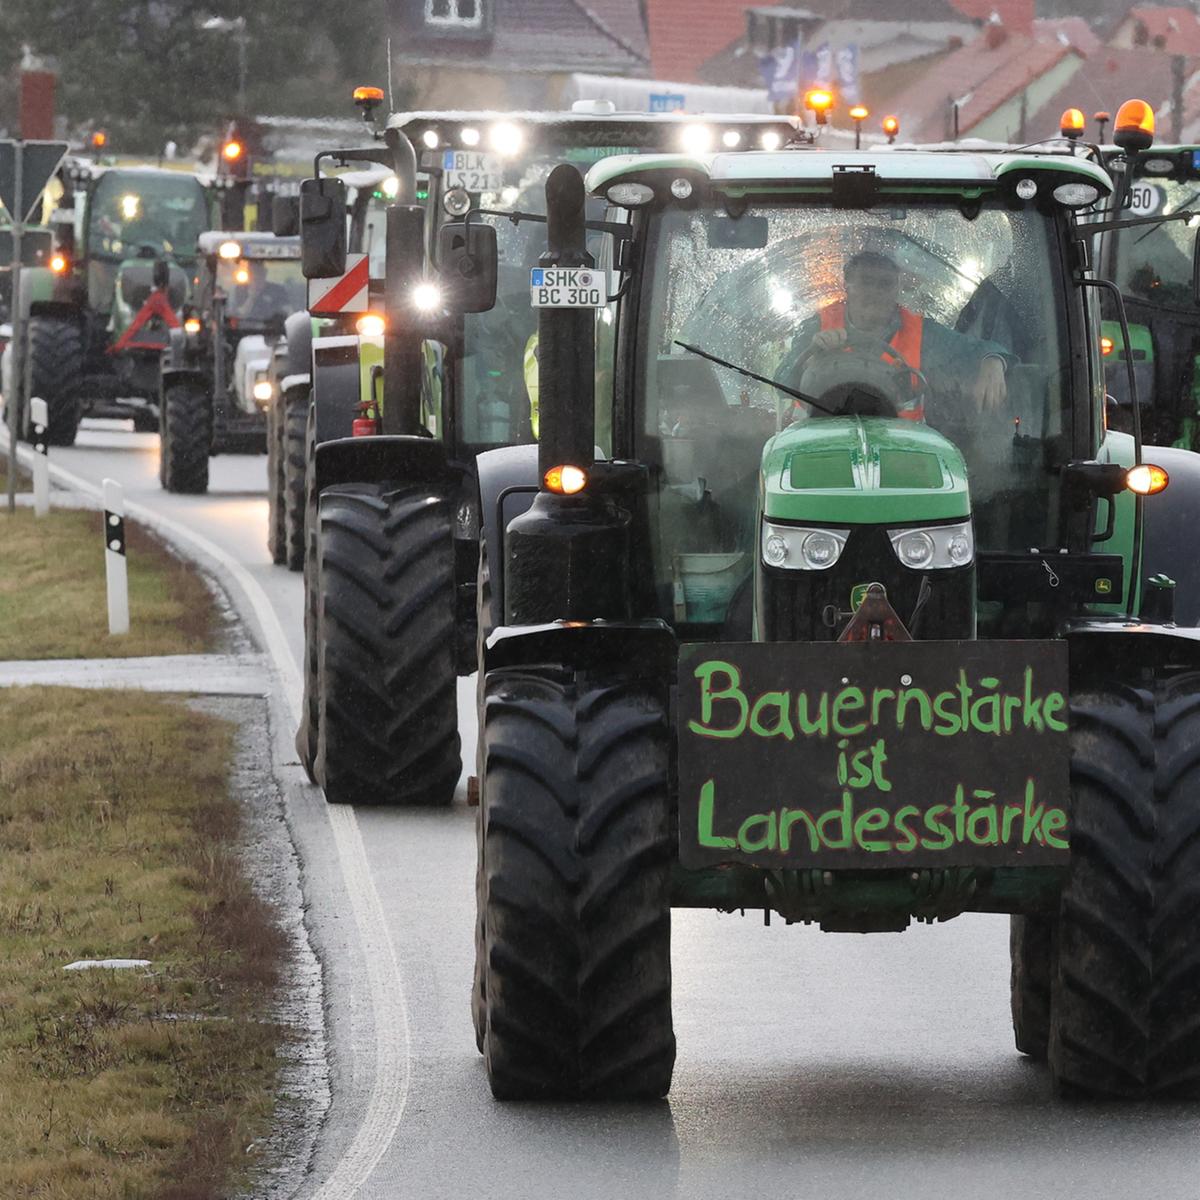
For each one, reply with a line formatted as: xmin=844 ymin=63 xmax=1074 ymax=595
xmin=1060 ymin=107 xmax=1086 ymax=140
xmin=1113 ymin=99 xmax=1155 ymax=152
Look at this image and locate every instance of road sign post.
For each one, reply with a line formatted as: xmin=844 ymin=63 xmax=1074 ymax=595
xmin=0 ymin=138 xmax=69 ymax=514
xmin=103 ymin=478 xmax=129 ymax=635
xmin=30 ymin=396 xmax=49 ymax=516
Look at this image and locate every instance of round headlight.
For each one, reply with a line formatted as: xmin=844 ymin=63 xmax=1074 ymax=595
xmin=606 ymin=182 xmax=654 ymax=207
xmin=764 ymin=534 xmax=788 ymax=566
xmin=801 ymin=531 xmax=839 ymax=568
xmin=1015 ymin=178 xmax=1038 ymax=201
xmin=760 ymin=131 xmax=783 ymax=151
xmin=681 ymin=124 xmax=713 ymax=154
xmin=443 ymin=187 xmax=471 ymax=216
xmin=897 ymin=531 xmax=935 ymax=568
xmin=947 ymin=531 xmax=973 ymax=566
xmin=422 ymin=130 xmax=440 ymax=149
xmin=670 ymin=177 xmax=693 ymax=200
xmin=460 ymin=126 xmax=481 ymax=147
xmin=722 ymin=130 xmax=742 ymax=148
xmin=1142 ymin=157 xmax=1175 ymax=175
xmin=1053 ymin=182 xmax=1100 ymax=208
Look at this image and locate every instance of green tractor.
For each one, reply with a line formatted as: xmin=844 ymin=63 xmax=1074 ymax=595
xmin=158 ymin=231 xmax=305 ymax=493
xmin=467 ymin=142 xmax=1200 ymax=1101
xmin=11 ymin=162 xmax=211 ymax=445
xmin=293 ymin=106 xmax=801 ymax=807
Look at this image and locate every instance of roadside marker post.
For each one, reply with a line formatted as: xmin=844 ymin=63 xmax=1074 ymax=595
xmin=30 ymin=396 xmax=48 ymax=516
xmin=103 ymin=478 xmax=129 ymax=635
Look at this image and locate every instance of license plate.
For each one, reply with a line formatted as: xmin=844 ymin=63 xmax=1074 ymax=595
xmin=530 ymin=267 xmax=607 ymax=308
xmin=441 ymin=150 xmax=502 ymax=193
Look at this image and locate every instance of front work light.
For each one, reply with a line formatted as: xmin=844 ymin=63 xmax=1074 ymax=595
xmin=356 ymin=313 xmax=386 ymax=337
xmin=681 ymin=124 xmax=713 ymax=154
xmin=760 ymin=130 xmax=783 ymax=151
xmin=218 ymin=240 xmax=242 ymax=259
xmin=1114 ymin=98 xmax=1155 ymax=153
xmin=412 ymin=283 xmax=442 ymax=313
xmin=887 ymin=521 xmax=974 ymax=569
xmin=49 ymin=254 xmax=68 ymax=273
xmin=760 ymin=521 xmax=849 ymax=571
xmin=544 ymin=465 xmax=587 ymax=495
xmin=606 ymin=182 xmax=654 ymax=207
xmin=184 ymin=316 xmax=202 ymax=334
xmin=1053 ymin=182 xmax=1100 ymax=208
xmin=1126 ymin=464 xmax=1169 ymax=495
xmin=252 ymin=380 xmax=274 ymax=403
xmin=489 ymin=122 xmax=523 ymax=157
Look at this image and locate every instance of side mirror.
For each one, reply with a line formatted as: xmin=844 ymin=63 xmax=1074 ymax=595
xmin=437 ymin=221 xmax=497 ymax=313
xmin=272 ymin=196 xmax=300 ymax=238
xmin=300 ymin=177 xmax=348 ymax=279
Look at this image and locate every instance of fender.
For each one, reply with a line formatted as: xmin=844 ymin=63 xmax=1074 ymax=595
xmin=1066 ymin=619 xmax=1200 ymax=675
xmin=283 ymin=310 xmax=313 ymax=380
xmin=1139 ymin=444 xmax=1200 ymax=625
xmin=163 ymin=327 xmax=188 ymax=371
xmin=475 ymin=444 xmax=540 ymax=629
xmin=314 ymin=432 xmax=455 ymax=496
xmin=160 ymin=366 xmax=208 ymax=398
xmin=311 ymin=334 xmax=362 ymax=444
xmin=28 ymin=299 xmax=81 ymax=323
xmin=484 ymin=619 xmax=676 ymax=678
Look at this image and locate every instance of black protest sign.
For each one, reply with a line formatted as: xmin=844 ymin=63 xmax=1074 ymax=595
xmin=676 ymin=640 xmax=1071 ymax=870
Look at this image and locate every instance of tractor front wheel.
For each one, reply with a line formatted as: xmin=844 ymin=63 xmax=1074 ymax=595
xmin=266 ymin=398 xmax=286 ymax=564
xmin=282 ymin=386 xmax=309 ymax=571
xmin=479 ymin=666 xmax=675 ymax=1100
xmin=25 ymin=316 xmax=83 ymax=447
xmin=160 ymin=380 xmax=211 ymax=494
xmin=1010 ymin=914 xmax=1053 ymax=1061
xmin=1050 ymin=672 xmax=1200 ymax=1097
xmin=314 ymin=482 xmax=460 ymax=805
xmin=294 ymin=406 xmax=320 ymax=781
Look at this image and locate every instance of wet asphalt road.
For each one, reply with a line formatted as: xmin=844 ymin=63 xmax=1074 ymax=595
xmin=41 ymin=422 xmax=1200 ymax=1200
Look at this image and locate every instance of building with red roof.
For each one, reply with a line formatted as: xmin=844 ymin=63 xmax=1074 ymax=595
xmin=1110 ymin=6 xmax=1200 ymax=55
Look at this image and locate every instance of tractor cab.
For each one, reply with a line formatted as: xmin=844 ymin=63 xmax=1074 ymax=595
xmin=557 ymin=150 xmax=1128 ymax=644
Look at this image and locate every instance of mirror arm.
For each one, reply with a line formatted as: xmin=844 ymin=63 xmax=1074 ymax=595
xmin=1077 ymin=211 xmax=1196 ymax=237
xmin=466 ymin=207 xmax=632 ymax=241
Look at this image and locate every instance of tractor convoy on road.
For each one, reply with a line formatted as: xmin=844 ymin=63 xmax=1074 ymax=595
xmin=8 ymin=88 xmax=1200 ymax=1106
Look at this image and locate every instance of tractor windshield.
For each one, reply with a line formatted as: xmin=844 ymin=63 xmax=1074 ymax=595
xmin=214 ymin=258 xmax=306 ymax=323
xmin=1110 ymin=177 xmax=1200 ymax=305
xmin=635 ymin=195 xmax=1074 ymax=619
xmin=456 ymin=152 xmax=622 ymax=449
xmin=88 ymin=171 xmax=209 ymax=265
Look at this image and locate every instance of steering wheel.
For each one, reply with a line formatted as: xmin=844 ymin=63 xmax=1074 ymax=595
xmin=796 ymin=336 xmax=929 ymax=418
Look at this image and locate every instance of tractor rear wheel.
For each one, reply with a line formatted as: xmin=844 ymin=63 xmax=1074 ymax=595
xmin=1010 ymin=914 xmax=1053 ymax=1061
xmin=266 ymin=399 xmax=286 ymax=563
xmin=282 ymin=387 xmax=309 ymax=571
xmin=471 ymin=535 xmax=495 ymax=1053
xmin=314 ymin=482 xmax=460 ymax=806
xmin=294 ymin=407 xmax=320 ymax=781
xmin=160 ymin=380 xmax=211 ymax=494
xmin=1050 ymin=672 xmax=1200 ymax=1097
xmin=25 ymin=316 xmax=83 ymax=447
xmin=479 ymin=666 xmax=675 ymax=1100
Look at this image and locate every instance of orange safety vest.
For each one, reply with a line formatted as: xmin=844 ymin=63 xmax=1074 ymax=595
xmin=816 ymin=302 xmax=925 ymax=420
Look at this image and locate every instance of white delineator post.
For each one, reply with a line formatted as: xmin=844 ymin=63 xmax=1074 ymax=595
xmin=103 ymin=478 xmax=129 ymax=635
xmin=30 ymin=397 xmax=49 ymax=517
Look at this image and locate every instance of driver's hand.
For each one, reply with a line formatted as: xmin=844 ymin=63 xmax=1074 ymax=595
xmin=811 ymin=328 xmax=847 ymax=351
xmin=972 ymin=357 xmax=1007 ymax=411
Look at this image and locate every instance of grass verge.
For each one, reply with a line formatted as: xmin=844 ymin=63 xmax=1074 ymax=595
xmin=0 ymin=508 xmax=216 ymax=659
xmin=0 ymin=687 xmax=286 ymax=1200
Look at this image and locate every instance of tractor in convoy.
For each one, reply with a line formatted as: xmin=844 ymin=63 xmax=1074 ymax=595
xmin=463 ymin=112 xmax=1200 ymax=1101
xmin=9 ymin=162 xmax=212 ymax=444
xmin=293 ymin=99 xmax=801 ymax=808
xmin=158 ymin=230 xmax=304 ymax=493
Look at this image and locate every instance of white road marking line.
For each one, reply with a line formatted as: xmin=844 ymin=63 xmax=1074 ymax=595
xmin=6 ymin=435 xmax=411 ymax=1198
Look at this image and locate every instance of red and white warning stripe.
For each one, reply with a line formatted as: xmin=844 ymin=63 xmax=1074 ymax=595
xmin=308 ymin=253 xmax=369 ymax=315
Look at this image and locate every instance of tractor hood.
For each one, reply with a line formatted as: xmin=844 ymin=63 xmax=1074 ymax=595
xmin=761 ymin=417 xmax=970 ymax=526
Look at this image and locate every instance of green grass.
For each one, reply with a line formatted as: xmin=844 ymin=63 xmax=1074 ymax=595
xmin=0 ymin=688 xmax=286 ymax=1200
xmin=0 ymin=508 xmax=217 ymax=659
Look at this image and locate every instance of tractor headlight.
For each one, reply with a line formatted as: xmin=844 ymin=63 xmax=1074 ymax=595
xmin=761 ymin=521 xmax=849 ymax=571
xmin=887 ymin=521 xmax=974 ymax=570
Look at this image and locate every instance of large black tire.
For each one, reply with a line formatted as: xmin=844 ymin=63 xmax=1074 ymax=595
xmin=25 ymin=316 xmax=83 ymax=447
xmin=472 ymin=534 xmax=495 ymax=1053
xmin=282 ymin=387 xmax=308 ymax=571
xmin=160 ymin=380 xmax=211 ymax=494
xmin=314 ymin=482 xmax=460 ymax=806
xmin=295 ymin=407 xmax=320 ymax=781
xmin=266 ymin=400 xmax=286 ymax=564
xmin=479 ymin=667 xmax=675 ymax=1100
xmin=1010 ymin=914 xmax=1053 ymax=1061
xmin=1050 ymin=673 xmax=1200 ymax=1098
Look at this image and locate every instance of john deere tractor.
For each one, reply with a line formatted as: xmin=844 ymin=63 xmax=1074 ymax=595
xmin=13 ymin=163 xmax=211 ymax=445
xmin=293 ymin=104 xmax=800 ymax=807
xmin=466 ymin=137 xmax=1200 ymax=1102
xmin=158 ymin=230 xmax=304 ymax=493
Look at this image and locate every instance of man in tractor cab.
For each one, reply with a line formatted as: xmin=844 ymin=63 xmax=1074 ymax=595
xmin=780 ymin=251 xmax=1011 ymax=417
xmin=232 ymin=260 xmax=291 ymax=323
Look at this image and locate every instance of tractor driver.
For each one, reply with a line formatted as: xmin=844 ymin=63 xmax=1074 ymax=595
xmin=232 ymin=261 xmax=290 ymax=323
xmin=779 ymin=251 xmax=1011 ymax=417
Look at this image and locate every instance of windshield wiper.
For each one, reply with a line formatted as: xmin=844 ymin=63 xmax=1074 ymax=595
xmin=1133 ymin=188 xmax=1200 ymax=245
xmin=672 ymin=340 xmax=839 ymax=417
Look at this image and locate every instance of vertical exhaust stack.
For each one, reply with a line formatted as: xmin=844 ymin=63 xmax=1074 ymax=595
xmin=19 ymin=66 xmax=56 ymax=141
xmin=382 ymin=126 xmax=425 ymax=436
xmin=504 ymin=165 xmax=632 ymax=626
